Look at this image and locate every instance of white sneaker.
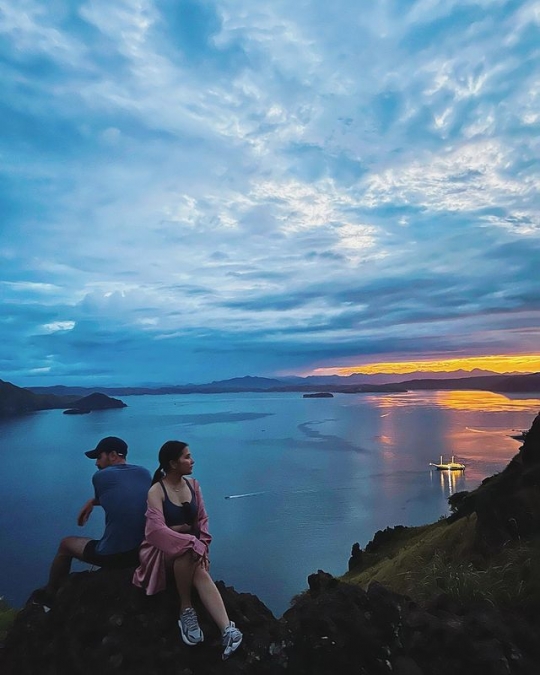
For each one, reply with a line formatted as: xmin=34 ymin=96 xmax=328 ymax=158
xmin=178 ymin=607 xmax=204 ymax=645
xmin=222 ymin=621 xmax=243 ymax=659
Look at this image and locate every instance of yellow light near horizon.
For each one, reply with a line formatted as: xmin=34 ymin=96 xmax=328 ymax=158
xmin=433 ymin=391 xmax=540 ymax=413
xmin=312 ymin=354 xmax=540 ymax=377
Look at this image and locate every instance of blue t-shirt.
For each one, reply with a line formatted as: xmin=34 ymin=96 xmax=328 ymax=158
xmin=92 ymin=464 xmax=152 ymax=555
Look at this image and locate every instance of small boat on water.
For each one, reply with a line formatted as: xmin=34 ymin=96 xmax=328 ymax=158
xmin=429 ymin=455 xmax=466 ymax=471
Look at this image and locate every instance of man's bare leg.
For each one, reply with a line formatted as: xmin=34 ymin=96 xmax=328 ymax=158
xmin=47 ymin=536 xmax=91 ymax=594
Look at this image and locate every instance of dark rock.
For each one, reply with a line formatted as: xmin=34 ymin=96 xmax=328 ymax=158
xmin=365 ymin=525 xmax=407 ymax=554
xmin=447 ymin=412 xmax=540 ymax=554
xmin=3 ymin=566 xmax=540 ymax=675
xmin=1 ymin=568 xmax=287 ymax=675
xmin=392 ymin=655 xmax=424 ymax=675
xmin=284 ymin=573 xmax=396 ymax=675
xmin=348 ymin=542 xmax=363 ymax=571
xmin=307 ymin=570 xmax=339 ymax=594
xmin=521 ymin=413 xmax=540 ymax=467
xmin=448 ymin=490 xmax=470 ymax=514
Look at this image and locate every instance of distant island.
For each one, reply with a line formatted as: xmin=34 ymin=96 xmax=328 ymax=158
xmin=63 ymin=392 xmax=127 ymax=415
xmin=303 ymin=392 xmax=334 ymax=398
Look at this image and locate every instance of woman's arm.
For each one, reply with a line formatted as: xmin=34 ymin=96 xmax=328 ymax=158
xmin=147 ymin=483 xmax=164 ymax=512
xmin=144 ymin=507 xmax=206 ymax=558
xmin=169 ymin=524 xmax=192 ymax=533
xmin=192 ymin=479 xmax=212 ymax=548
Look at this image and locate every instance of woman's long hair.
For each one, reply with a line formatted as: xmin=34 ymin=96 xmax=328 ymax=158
xmin=151 ymin=440 xmax=188 ymax=484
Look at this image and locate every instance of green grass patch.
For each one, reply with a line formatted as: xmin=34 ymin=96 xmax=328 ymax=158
xmin=344 ymin=516 xmax=540 ymax=608
xmin=0 ymin=597 xmax=17 ymax=642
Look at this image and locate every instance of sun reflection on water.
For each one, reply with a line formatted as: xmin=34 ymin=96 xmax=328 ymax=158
xmin=367 ymin=390 xmax=540 ymax=412
xmin=356 ymin=389 xmax=540 ymax=497
xmin=430 ymin=467 xmax=466 ymax=496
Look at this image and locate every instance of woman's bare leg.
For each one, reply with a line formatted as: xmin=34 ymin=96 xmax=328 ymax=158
xmin=192 ymin=565 xmax=229 ymax=631
xmin=173 ymin=553 xmax=198 ymax=611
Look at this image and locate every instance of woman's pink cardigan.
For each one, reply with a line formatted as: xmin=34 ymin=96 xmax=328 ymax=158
xmin=132 ymin=478 xmax=212 ymax=595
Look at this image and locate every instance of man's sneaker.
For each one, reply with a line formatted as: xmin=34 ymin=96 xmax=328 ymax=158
xmin=222 ymin=621 xmax=243 ymax=659
xmin=178 ymin=607 xmax=204 ymax=645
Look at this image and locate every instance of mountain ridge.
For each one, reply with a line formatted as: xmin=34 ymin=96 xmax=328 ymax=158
xmin=27 ymin=371 xmax=540 ymax=397
xmin=2 ymin=371 xmax=539 ymax=419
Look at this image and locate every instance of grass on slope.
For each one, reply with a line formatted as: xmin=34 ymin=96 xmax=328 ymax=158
xmin=343 ymin=515 xmax=540 ymax=608
xmin=0 ymin=597 xmax=17 ymax=642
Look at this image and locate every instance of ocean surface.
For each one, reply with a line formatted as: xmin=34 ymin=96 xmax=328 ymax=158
xmin=1 ymin=390 xmax=539 ymax=616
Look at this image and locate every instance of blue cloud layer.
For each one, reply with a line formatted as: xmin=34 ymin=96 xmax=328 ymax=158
xmin=1 ymin=0 xmax=539 ymax=385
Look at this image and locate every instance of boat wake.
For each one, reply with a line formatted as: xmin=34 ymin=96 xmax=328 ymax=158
xmin=225 ymin=491 xmax=267 ymax=499
xmin=224 ymin=472 xmax=427 ymax=500
xmin=465 ymin=426 xmax=507 ymax=434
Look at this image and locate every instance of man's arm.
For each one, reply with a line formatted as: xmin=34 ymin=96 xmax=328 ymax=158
xmin=77 ymin=497 xmax=100 ymax=527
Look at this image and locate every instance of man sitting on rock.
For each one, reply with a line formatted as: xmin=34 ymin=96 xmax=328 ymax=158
xmin=36 ymin=436 xmax=151 ymax=607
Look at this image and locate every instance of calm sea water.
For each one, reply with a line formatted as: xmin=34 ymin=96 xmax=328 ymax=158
xmin=1 ymin=390 xmax=538 ymax=616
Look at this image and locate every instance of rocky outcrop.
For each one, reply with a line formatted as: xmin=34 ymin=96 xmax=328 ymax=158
xmin=285 ymin=571 xmax=540 ymax=675
xmin=448 ymin=412 xmax=540 ymax=553
xmin=0 ymin=379 xmax=75 ymax=417
xmin=1 ymin=567 xmax=286 ymax=675
xmin=3 ymin=568 xmax=540 ymax=675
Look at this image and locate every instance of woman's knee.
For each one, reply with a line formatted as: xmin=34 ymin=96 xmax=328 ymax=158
xmin=173 ymin=552 xmax=197 ymax=573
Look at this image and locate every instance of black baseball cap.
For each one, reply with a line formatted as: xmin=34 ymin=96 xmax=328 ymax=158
xmin=85 ymin=436 xmax=128 ymax=459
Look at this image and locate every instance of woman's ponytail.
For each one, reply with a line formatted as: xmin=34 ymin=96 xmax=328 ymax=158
xmin=151 ymin=466 xmax=164 ymax=485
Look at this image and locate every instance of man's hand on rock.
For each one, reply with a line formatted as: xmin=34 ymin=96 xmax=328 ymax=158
xmin=77 ymin=499 xmax=95 ymax=526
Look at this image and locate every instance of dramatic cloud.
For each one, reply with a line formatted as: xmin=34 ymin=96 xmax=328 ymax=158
xmin=1 ymin=0 xmax=539 ymax=385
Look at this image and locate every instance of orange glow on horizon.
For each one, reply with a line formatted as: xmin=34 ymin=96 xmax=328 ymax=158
xmin=311 ymin=354 xmax=540 ymax=377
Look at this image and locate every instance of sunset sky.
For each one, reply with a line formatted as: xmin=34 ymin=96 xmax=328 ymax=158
xmin=1 ymin=0 xmax=539 ymax=386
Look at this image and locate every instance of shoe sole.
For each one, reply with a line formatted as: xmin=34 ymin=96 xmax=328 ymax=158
xmin=222 ymin=635 xmax=243 ymax=660
xmin=178 ymin=622 xmax=204 ymax=646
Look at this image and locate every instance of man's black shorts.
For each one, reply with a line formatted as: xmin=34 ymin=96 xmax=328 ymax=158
xmin=82 ymin=540 xmax=140 ymax=569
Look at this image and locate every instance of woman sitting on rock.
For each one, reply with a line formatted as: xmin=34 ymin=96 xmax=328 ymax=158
xmin=133 ymin=440 xmax=242 ymax=659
